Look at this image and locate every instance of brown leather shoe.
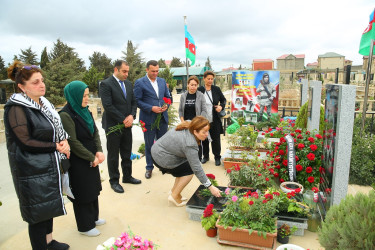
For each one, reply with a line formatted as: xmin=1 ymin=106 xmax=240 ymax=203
xmin=145 ymin=170 xmax=152 ymax=179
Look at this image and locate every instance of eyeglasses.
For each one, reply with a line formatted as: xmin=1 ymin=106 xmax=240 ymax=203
xmin=22 ymin=65 xmax=39 ymax=70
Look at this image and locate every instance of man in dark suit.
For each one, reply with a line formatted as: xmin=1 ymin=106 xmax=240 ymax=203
xmin=134 ymin=60 xmax=171 ymax=179
xmin=100 ymin=60 xmax=141 ymax=193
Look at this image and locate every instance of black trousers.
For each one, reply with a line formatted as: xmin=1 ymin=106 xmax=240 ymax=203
xmin=28 ymin=218 xmax=53 ymax=250
xmin=106 ymin=127 xmax=132 ymax=184
xmin=72 ymin=198 xmax=99 ymax=232
xmin=199 ymin=122 xmax=221 ymax=160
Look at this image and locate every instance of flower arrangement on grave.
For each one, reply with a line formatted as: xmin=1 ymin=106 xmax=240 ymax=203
xmin=107 ymin=120 xmax=147 ymax=135
xmin=226 ymin=157 xmax=275 ymax=190
xmin=199 ymin=174 xmax=219 ymax=197
xmin=271 ymin=187 xmax=309 ymax=218
xmin=277 ymin=224 xmax=298 ymax=244
xmin=227 ymin=125 xmax=258 ymax=150
xmin=218 ymin=188 xmax=280 ymax=234
xmin=96 ymin=227 xmax=157 ymax=250
xmin=201 ymin=204 xmax=220 ymax=230
xmin=269 ymin=128 xmax=323 ymax=190
xmin=151 ymin=97 xmax=171 ymax=130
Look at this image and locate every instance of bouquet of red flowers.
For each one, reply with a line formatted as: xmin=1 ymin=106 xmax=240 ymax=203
xmin=151 ymin=97 xmax=171 ymax=130
xmin=268 ymin=129 xmax=323 ymax=190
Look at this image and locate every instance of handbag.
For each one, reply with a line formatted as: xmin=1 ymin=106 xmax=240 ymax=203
xmin=205 ymin=88 xmax=226 ymax=118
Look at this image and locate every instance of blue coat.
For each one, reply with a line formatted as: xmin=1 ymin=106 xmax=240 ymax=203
xmin=134 ymin=76 xmax=171 ymax=126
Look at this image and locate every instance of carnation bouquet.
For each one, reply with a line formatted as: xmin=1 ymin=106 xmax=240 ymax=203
xmin=107 ymin=120 xmax=147 ymax=135
xmin=199 ymin=174 xmax=218 ymax=197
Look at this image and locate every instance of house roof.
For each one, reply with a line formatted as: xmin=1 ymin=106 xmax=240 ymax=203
xmin=306 ymin=62 xmax=318 ymax=66
xmin=277 ymin=54 xmax=305 ymax=59
xmin=221 ymin=66 xmax=238 ymax=71
xmin=253 ymin=59 xmax=273 ymax=62
xmin=318 ymin=52 xmax=344 ymax=58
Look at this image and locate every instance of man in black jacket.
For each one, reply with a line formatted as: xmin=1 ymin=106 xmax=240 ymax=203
xmin=100 ymin=60 xmax=141 ymax=193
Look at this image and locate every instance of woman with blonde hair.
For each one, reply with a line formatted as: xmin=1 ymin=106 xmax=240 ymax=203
xmin=151 ymin=116 xmax=222 ymax=207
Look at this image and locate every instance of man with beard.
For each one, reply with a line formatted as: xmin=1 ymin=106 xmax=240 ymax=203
xmin=256 ymin=73 xmax=276 ymax=121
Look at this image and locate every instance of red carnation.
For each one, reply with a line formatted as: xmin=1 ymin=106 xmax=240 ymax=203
xmin=275 ymin=156 xmax=281 ymax=162
xmin=203 ymin=204 xmax=214 ymax=217
xmin=234 ymin=165 xmax=241 ymax=171
xmin=298 ymin=143 xmax=305 ymax=149
xmin=312 ymin=187 xmax=319 ymax=193
xmin=279 ymin=149 xmax=285 ymax=155
xmin=262 ymin=199 xmax=268 ymax=204
xmin=296 ymin=164 xmax=303 ymax=171
xmin=274 ymin=173 xmax=279 ymax=177
xmin=249 ymin=200 xmax=254 ymax=205
xmin=295 ymin=129 xmax=302 ymax=133
xmin=295 ymin=155 xmax=299 ymax=161
xmin=306 ymin=166 xmax=313 ymax=173
xmin=297 ymin=134 xmax=303 ymax=139
xmin=307 ymin=176 xmax=315 ymax=183
xmin=258 ymin=173 xmax=262 ymax=176
xmin=273 ymin=192 xmax=280 ymax=196
xmin=275 ymin=165 xmax=280 ymax=169
xmin=206 ymin=174 xmax=215 ymax=180
xmin=226 ymin=169 xmax=232 ymax=173
xmin=280 ymin=178 xmax=285 ymax=183
xmin=282 ymin=159 xmax=288 ymax=166
xmin=315 ymin=134 xmax=323 ymax=139
xmin=310 ymin=144 xmax=318 ymax=151
xmin=295 ymin=188 xmax=301 ymax=193
xmin=308 ymin=137 xmax=315 ymax=143
xmin=270 ymin=133 xmax=274 ymax=136
xmin=265 ymin=177 xmax=270 ymax=181
xmin=307 ymin=153 xmax=315 ymax=161
xmin=163 ymin=97 xmax=172 ymax=105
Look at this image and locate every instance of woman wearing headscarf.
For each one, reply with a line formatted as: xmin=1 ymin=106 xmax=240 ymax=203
xmin=4 ymin=61 xmax=70 ymax=250
xmin=59 ymin=81 xmax=105 ymax=237
xmin=179 ymin=75 xmax=207 ymax=122
xmin=198 ymin=71 xmax=226 ymax=166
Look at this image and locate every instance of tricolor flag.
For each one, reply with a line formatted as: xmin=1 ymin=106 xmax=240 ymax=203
xmin=185 ymin=25 xmax=196 ymax=66
xmin=359 ymin=8 xmax=375 ymax=56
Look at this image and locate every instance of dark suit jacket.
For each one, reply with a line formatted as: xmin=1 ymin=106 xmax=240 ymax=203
xmin=100 ymin=76 xmax=137 ymax=131
xmin=198 ymin=85 xmax=226 ymax=134
xmin=133 ymin=76 xmax=171 ymax=126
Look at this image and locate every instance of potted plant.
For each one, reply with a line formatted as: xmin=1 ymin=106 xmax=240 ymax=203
xmin=201 ymin=204 xmax=219 ymax=237
xmin=216 ymin=189 xmax=280 ymax=248
xmin=226 ymin=156 xmax=275 ymax=190
xmin=277 ymin=224 xmax=298 ymax=244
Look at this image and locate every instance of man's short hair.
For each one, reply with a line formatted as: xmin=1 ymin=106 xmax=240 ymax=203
xmin=203 ymin=70 xmax=215 ymax=78
xmin=114 ymin=60 xmax=128 ymax=70
xmin=146 ymin=60 xmax=158 ymax=69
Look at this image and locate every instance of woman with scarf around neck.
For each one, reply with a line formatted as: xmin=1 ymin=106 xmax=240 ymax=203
xmin=4 ymin=61 xmax=70 ymax=250
xmin=59 ymin=81 xmax=105 ymax=237
xmin=197 ymin=71 xmax=226 ymax=166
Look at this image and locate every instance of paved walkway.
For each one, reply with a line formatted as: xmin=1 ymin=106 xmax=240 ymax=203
xmin=0 ymin=93 xmax=371 ymax=249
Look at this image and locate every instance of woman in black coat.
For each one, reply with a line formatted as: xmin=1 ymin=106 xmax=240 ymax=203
xmin=59 ymin=81 xmax=105 ymax=237
xmin=198 ymin=71 xmax=226 ymax=166
xmin=4 ymin=61 xmax=70 ymax=250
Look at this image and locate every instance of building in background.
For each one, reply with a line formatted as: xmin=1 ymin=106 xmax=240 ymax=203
xmin=252 ymin=59 xmax=274 ymax=70
xmin=318 ymin=52 xmax=345 ymax=70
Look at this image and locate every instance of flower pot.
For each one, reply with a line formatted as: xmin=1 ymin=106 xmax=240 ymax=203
xmin=277 ymin=234 xmax=289 ymax=244
xmin=223 ymin=158 xmax=247 ymax=170
xmin=280 ymin=182 xmax=303 ymax=194
xmin=206 ymin=227 xmax=217 ymax=237
xmin=216 ymin=219 xmax=277 ymax=248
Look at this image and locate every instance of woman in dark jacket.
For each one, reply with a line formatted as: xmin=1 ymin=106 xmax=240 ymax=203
xmin=4 ymin=61 xmax=70 ymax=250
xmin=198 ymin=71 xmax=226 ymax=166
xmin=59 ymin=81 xmax=105 ymax=237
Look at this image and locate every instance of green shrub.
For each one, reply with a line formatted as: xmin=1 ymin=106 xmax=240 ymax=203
xmin=138 ymin=143 xmax=145 ymax=155
xmin=349 ymin=117 xmax=375 ymax=186
xmin=167 ymin=105 xmax=179 ymax=128
xmin=318 ymin=190 xmax=375 ymax=249
xmin=295 ymin=102 xmax=308 ymax=129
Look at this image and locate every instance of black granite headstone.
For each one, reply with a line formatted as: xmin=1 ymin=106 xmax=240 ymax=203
xmin=186 ymin=185 xmax=228 ymax=211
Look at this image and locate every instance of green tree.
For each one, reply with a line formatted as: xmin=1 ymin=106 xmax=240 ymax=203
xmin=205 ymin=56 xmax=212 ymax=69
xmin=0 ymin=55 xmax=7 ymax=80
xmin=18 ymin=46 xmax=39 ymax=65
xmin=170 ymin=57 xmax=184 ymax=67
xmin=239 ymin=64 xmax=243 ymax=70
xmin=89 ymin=51 xmax=112 ymax=78
xmin=40 ymin=47 xmax=49 ymax=69
xmin=157 ymin=58 xmax=167 ymax=68
xmin=159 ymin=66 xmax=177 ymax=90
xmin=48 ymin=39 xmax=85 ymax=71
xmin=82 ymin=66 xmax=105 ymax=95
xmin=121 ymin=40 xmax=145 ymax=84
xmin=44 ymin=56 xmax=85 ymax=105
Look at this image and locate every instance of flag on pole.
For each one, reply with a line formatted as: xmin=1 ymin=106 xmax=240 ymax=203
xmin=185 ymin=25 xmax=196 ymax=66
xmin=359 ymin=8 xmax=375 ymax=56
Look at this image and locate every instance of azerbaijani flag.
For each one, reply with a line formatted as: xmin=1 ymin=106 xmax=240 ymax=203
xmin=359 ymin=8 xmax=375 ymax=56
xmin=185 ymin=25 xmax=196 ymax=66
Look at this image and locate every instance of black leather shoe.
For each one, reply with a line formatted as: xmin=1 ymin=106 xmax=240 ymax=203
xmin=123 ymin=177 xmax=141 ymax=184
xmin=200 ymin=158 xmax=209 ymax=164
xmin=215 ymin=159 xmax=221 ymax=166
xmin=47 ymin=240 xmax=70 ymax=250
xmin=111 ymin=183 xmax=124 ymax=193
xmin=145 ymin=170 xmax=152 ymax=179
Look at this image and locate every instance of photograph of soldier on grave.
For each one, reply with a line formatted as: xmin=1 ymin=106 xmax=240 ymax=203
xmin=231 ymin=70 xmax=279 ymax=124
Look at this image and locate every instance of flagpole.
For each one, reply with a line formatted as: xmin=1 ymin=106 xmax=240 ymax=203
xmin=361 ymin=39 xmax=374 ymax=133
xmin=184 ymin=16 xmax=189 ymax=92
